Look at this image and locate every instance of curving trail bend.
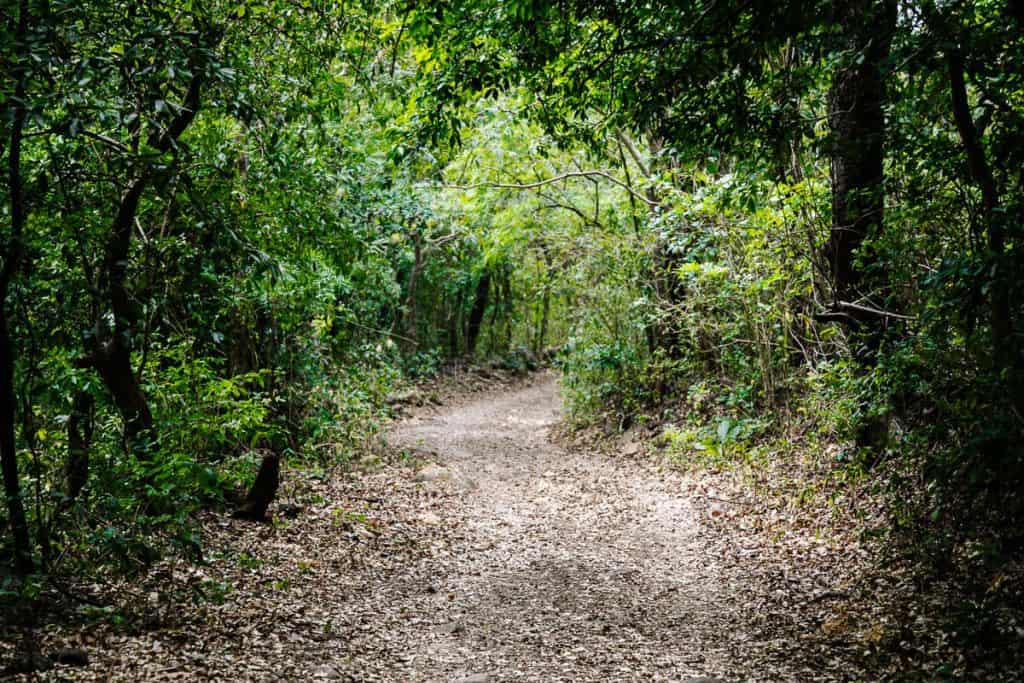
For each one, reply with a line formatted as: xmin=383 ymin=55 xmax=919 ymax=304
xmin=368 ymin=375 xmax=773 ymax=682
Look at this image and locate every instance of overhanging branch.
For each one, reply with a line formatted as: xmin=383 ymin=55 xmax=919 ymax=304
xmin=443 ymin=170 xmax=660 ymax=207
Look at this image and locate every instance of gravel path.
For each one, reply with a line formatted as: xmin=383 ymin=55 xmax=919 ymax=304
xmin=369 ymin=374 xmax=754 ymax=682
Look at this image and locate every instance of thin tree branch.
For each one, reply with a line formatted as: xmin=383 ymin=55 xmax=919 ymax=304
xmin=948 ymin=50 xmax=998 ymax=217
xmin=80 ymin=130 xmax=131 ymax=154
xmin=444 ymin=170 xmax=659 ymax=207
xmin=616 ymin=129 xmax=650 ymax=178
xmin=817 ymin=300 xmax=916 ymax=322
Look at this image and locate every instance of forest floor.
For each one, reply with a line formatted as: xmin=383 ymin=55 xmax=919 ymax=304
xmin=4 ymin=371 xmax=1019 ymax=681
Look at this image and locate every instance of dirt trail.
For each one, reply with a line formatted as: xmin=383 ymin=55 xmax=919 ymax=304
xmin=10 ymin=373 xmax=864 ymax=682
xmin=367 ymin=374 xmax=765 ymax=682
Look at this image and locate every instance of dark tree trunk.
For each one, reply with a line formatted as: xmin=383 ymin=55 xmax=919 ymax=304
xmin=90 ymin=66 xmax=206 ymax=456
xmin=94 ymin=346 xmax=154 ymax=454
xmin=1 ymin=0 xmax=35 ymax=574
xmin=826 ymin=0 xmax=896 ymax=451
xmin=92 ymin=179 xmax=155 ymax=455
xmin=448 ymin=289 xmax=463 ymax=356
xmin=233 ymin=453 xmax=280 ymax=522
xmin=947 ymin=50 xmax=1013 ymax=354
xmin=825 ymin=0 xmax=895 ymax=311
xmin=466 ymin=271 xmax=490 ymax=354
xmin=64 ymin=391 xmax=94 ymax=504
xmin=0 ymin=313 xmax=32 ymax=574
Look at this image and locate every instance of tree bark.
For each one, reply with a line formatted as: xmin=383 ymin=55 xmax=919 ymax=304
xmin=64 ymin=391 xmax=94 ymax=505
xmin=233 ymin=453 xmax=280 ymax=522
xmin=826 ymin=0 xmax=896 ymax=451
xmin=825 ymin=0 xmax=895 ymax=310
xmin=90 ymin=67 xmax=206 ymax=456
xmin=947 ymin=49 xmax=1012 ymax=352
xmin=92 ymin=179 xmax=155 ymax=454
xmin=466 ymin=271 xmax=490 ymax=354
xmin=1 ymin=0 xmax=35 ymax=574
xmin=0 ymin=312 xmax=32 ymax=574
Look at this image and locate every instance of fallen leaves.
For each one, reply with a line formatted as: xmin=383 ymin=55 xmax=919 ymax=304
xmin=4 ymin=372 xmax=1023 ymax=681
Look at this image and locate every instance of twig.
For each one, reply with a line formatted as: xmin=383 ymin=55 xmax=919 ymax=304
xmin=696 ymin=494 xmax=758 ymax=506
xmin=819 ymin=300 xmax=916 ymax=322
xmin=79 ymin=130 xmax=131 ymax=153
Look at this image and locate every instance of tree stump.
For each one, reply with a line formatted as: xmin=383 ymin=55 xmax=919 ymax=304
xmin=233 ymin=453 xmax=280 ymax=522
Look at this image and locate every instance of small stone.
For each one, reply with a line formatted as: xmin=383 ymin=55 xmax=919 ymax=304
xmin=415 ymin=465 xmax=452 ymax=482
xmin=314 ymin=664 xmax=338 ymax=678
xmin=458 ymin=674 xmax=493 ymax=683
xmin=418 ymin=511 xmax=442 ymax=525
xmin=622 ymin=440 xmax=642 ymax=456
xmin=439 ymin=622 xmax=465 ymax=635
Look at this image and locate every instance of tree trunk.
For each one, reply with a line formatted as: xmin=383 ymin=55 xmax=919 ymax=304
xmin=0 ymin=312 xmax=33 ymax=574
xmin=947 ymin=50 xmax=1013 ymax=354
xmin=233 ymin=453 xmax=280 ymax=522
xmin=64 ymin=391 xmax=94 ymax=505
xmin=92 ymin=179 xmax=155 ymax=456
xmin=826 ymin=0 xmax=896 ymax=451
xmin=90 ymin=65 xmax=206 ymax=456
xmin=825 ymin=0 xmax=895 ymax=311
xmin=1 ymin=0 xmax=35 ymax=573
xmin=466 ymin=271 xmax=490 ymax=354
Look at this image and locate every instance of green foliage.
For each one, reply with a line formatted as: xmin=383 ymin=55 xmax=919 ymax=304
xmin=4 ymin=0 xmax=1024 ymax=585
xmin=411 ymin=0 xmax=1024 ymax=563
xmin=0 ymin=0 xmax=519 ymax=576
